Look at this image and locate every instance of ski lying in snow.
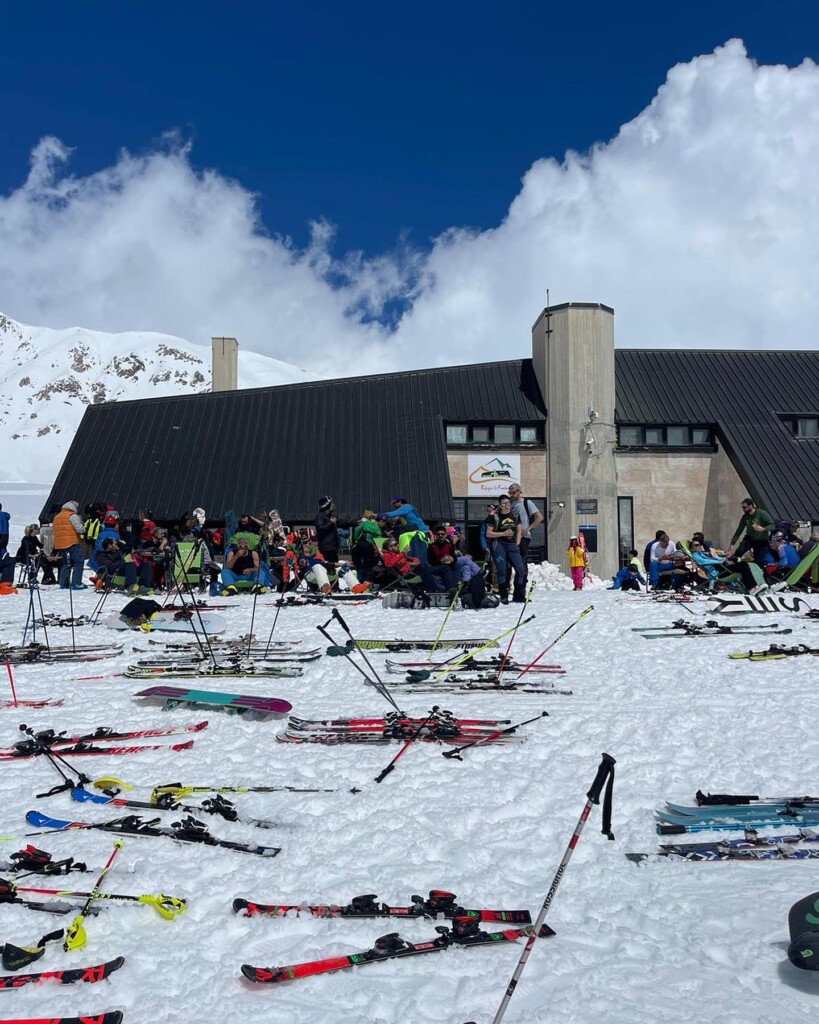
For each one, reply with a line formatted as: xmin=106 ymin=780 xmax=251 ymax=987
xmin=728 ymin=644 xmax=819 ymax=661
xmin=666 ymin=799 xmax=819 ymax=818
xmin=0 ymin=847 xmax=87 ymax=877
xmin=145 ymin=634 xmax=299 ymax=649
xmin=72 ymin=788 xmax=280 ymax=830
xmin=130 ymin=649 xmax=320 ymax=664
xmin=628 ymin=827 xmax=819 ymax=862
xmin=634 ymin=620 xmax=791 ymax=639
xmin=0 ymin=956 xmax=124 ymax=989
xmin=695 ymin=789 xmax=819 ymax=807
xmin=25 ymin=811 xmax=281 ymax=857
xmin=0 ymin=649 xmax=116 ymax=664
xmin=133 ymin=687 xmax=292 ymax=717
xmin=241 ymin=919 xmax=551 ymax=984
xmin=278 ymin=730 xmax=519 ymax=746
xmin=287 ymin=713 xmax=508 ymax=729
xmin=233 ymin=890 xmax=532 ymax=923
xmin=3 ymin=721 xmax=208 ymax=755
xmin=384 ymin=659 xmax=562 ymax=675
xmin=0 ymin=739 xmax=195 ymax=761
xmin=0 ymin=700 xmax=64 ymax=710
xmin=0 ymin=1013 xmax=123 ymax=1024
xmin=387 ymin=680 xmax=572 ymax=695
xmin=124 ymin=662 xmax=304 ymax=679
xmin=656 ymin=809 xmax=819 ymax=834
xmin=350 ymin=639 xmax=497 ymax=651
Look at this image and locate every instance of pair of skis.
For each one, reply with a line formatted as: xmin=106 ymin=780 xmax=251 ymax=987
xmin=729 ymin=643 xmax=819 ymax=661
xmin=277 ymin=713 xmax=521 ymax=745
xmin=629 ymin=827 xmax=819 ymax=862
xmin=656 ymin=793 xmax=819 ymax=833
xmin=124 ymin=661 xmax=304 ymax=679
xmin=1 ymin=720 xmax=206 ymax=761
xmin=24 ymin=811 xmax=281 ymax=858
xmin=0 ymin=957 xmax=124 ymax=990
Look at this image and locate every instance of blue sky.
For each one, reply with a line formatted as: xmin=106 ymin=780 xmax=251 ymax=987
xmin=2 ymin=3 xmax=819 ymax=371
xmin=2 ymin=0 xmax=815 ymax=257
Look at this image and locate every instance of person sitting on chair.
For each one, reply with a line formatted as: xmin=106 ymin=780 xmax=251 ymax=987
xmin=381 ymin=537 xmax=441 ymax=593
xmin=96 ymin=537 xmax=153 ymax=593
xmin=428 ymin=525 xmax=458 ymax=592
xmin=221 ymin=539 xmax=264 ymax=594
xmin=16 ymin=524 xmax=43 ymax=583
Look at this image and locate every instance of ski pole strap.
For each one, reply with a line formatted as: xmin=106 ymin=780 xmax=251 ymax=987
xmin=586 ymin=753 xmax=616 ymax=840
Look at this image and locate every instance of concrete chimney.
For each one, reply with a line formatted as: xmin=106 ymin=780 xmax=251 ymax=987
xmin=211 ymin=336 xmax=238 ymax=392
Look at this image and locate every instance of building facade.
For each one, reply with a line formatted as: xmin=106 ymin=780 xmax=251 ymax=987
xmin=42 ymin=303 xmax=819 ymax=579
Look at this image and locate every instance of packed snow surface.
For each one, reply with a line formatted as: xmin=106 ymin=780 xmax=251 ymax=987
xmin=0 ymin=568 xmax=818 ymax=1022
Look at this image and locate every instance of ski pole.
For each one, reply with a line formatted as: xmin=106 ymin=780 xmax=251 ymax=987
xmin=5 ymin=659 xmax=18 ymax=708
xmin=425 ymin=614 xmax=540 ymax=679
xmin=67 ymin=581 xmax=76 ymax=653
xmin=263 ymin=592 xmax=285 ymax=658
xmin=319 ymin=623 xmax=401 ymax=713
xmin=374 ymin=706 xmax=439 ymax=784
xmin=11 ymin=881 xmax=185 ymax=920
xmin=429 ymin=584 xmax=463 ymax=660
xmin=18 ymin=724 xmax=92 ymax=796
xmin=328 ymin=612 xmax=402 ymax=712
xmin=64 ymin=839 xmax=124 ymax=950
xmin=486 ymin=753 xmax=616 ymax=1024
xmin=514 ymin=605 xmax=593 ymax=680
xmin=494 ymin=581 xmax=536 ymax=680
xmin=442 ymin=711 xmax=549 ymax=761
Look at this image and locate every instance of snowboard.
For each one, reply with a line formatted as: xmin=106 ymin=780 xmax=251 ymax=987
xmin=106 ymin=611 xmax=226 ymax=634
xmin=134 ymin=685 xmax=292 ymax=717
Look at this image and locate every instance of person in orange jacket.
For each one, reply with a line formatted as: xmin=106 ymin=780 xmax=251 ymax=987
xmin=567 ymin=535 xmax=587 ymax=591
xmin=52 ymin=500 xmax=88 ymax=590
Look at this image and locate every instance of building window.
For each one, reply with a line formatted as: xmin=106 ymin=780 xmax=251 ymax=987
xmin=444 ymin=423 xmax=543 ymax=446
xmin=617 ymin=425 xmax=714 ymax=449
xmin=797 ymin=417 xmax=819 ymax=438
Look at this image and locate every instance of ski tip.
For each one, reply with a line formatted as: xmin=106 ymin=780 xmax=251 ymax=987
xmin=232 ymin=898 xmax=249 ymax=914
xmin=625 ymin=853 xmax=650 ymax=864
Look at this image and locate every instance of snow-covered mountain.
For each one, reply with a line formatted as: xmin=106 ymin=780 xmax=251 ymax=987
xmin=0 ymin=313 xmax=319 ymax=484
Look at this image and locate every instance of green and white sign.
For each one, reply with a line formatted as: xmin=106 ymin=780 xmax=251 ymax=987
xmin=466 ymin=453 xmax=521 ymax=496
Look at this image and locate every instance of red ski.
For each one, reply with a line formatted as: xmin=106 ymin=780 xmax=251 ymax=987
xmin=0 ymin=1015 xmax=122 ymax=1024
xmin=0 ymin=740 xmax=195 ymax=761
xmin=2 ymin=720 xmax=208 ymax=754
xmin=0 ymin=956 xmax=124 ymax=989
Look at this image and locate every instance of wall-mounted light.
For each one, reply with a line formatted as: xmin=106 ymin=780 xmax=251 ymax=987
xmin=548 ymin=500 xmax=565 ymax=520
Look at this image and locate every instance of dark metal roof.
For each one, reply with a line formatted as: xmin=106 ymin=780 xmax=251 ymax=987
xmin=41 ymin=359 xmax=545 ymax=523
xmin=615 ymin=349 xmax=819 ymax=520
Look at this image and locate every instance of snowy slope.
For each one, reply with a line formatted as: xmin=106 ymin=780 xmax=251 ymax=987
xmin=0 ymin=313 xmax=318 ymax=484
xmin=0 ymin=550 xmax=817 ymax=1022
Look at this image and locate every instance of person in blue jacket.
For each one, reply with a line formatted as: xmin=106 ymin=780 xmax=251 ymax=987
xmin=378 ymin=497 xmax=431 ymax=563
xmin=0 ymin=504 xmax=10 ymax=551
xmin=610 ymin=563 xmax=646 ymax=591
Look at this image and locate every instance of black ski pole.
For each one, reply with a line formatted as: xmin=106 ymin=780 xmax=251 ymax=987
xmin=263 ymin=597 xmax=284 ymax=659
xmin=374 ymin=706 xmax=439 ymax=784
xmin=484 ymin=753 xmax=616 ymax=1024
xmin=67 ymin=578 xmax=76 ymax=653
xmin=172 ymin=539 xmax=217 ymax=667
xmin=330 ymin=610 xmax=401 ymax=712
xmin=318 ymin=624 xmax=401 ymax=712
xmin=442 ymin=711 xmax=549 ymax=761
xmin=246 ymin=586 xmax=260 ymax=659
xmin=18 ymin=725 xmax=92 ymax=796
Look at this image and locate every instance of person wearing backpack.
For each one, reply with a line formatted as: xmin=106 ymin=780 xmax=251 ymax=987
xmin=507 ymin=485 xmax=542 ymax=599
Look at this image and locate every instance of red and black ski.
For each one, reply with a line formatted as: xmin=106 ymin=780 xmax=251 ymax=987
xmin=0 ymin=740 xmax=195 ymax=761
xmin=234 ymin=890 xmax=531 ymax=923
xmin=3 ymin=720 xmax=207 ymax=755
xmin=0 ymin=956 xmax=124 ymax=990
xmin=241 ymin=921 xmax=552 ymax=984
xmin=0 ymin=1014 xmax=122 ymax=1024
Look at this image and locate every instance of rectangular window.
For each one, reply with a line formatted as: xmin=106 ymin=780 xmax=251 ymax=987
xmin=666 ymin=426 xmax=689 ymax=446
xmin=691 ymin=428 xmax=710 ymax=445
xmin=618 ymin=497 xmax=634 ymax=567
xmin=493 ymin=425 xmax=516 ymax=444
xmin=446 ymin=424 xmax=468 ymax=444
xmin=797 ymin=417 xmax=819 ymax=438
xmin=644 ymin=427 xmax=664 ymax=445
xmin=519 ymin=426 xmax=539 ymax=443
xmin=471 ymin=426 xmax=490 ymax=443
xmin=619 ymin=426 xmax=642 ymax=446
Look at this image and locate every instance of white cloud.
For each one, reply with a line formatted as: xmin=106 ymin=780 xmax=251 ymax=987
xmin=1 ymin=39 xmax=818 ymax=374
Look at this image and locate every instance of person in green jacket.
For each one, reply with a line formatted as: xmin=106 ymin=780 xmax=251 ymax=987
xmin=725 ymin=497 xmax=775 ymax=564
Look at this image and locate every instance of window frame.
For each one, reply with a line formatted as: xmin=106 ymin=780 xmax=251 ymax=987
xmin=444 ymin=422 xmax=544 ymax=447
xmin=616 ymin=424 xmax=716 ymax=451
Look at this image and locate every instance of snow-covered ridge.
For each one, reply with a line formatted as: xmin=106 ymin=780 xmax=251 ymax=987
xmin=0 ymin=313 xmax=319 ymax=484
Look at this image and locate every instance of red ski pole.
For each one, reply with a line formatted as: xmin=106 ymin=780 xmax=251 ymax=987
xmin=5 ymin=659 xmax=18 ymax=708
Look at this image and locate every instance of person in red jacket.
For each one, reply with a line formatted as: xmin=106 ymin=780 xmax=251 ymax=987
xmin=381 ymin=538 xmax=441 ymax=592
xmin=428 ymin=525 xmax=457 ymax=591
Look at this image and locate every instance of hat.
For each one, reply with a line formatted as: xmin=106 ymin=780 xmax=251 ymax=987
xmin=319 ymin=496 xmax=333 ymax=510
xmin=391 ymin=496 xmax=406 ymax=504
xmin=570 ymin=535 xmax=579 ymax=540
xmin=362 ymin=509 xmax=375 ymax=519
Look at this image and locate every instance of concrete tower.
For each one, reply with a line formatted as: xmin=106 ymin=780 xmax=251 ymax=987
xmin=532 ymin=302 xmax=619 ymax=579
xmin=211 ymin=337 xmax=238 ymax=392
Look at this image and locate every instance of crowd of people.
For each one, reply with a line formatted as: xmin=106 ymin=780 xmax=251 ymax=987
xmin=613 ymin=497 xmax=819 ymax=593
xmin=0 ymin=486 xmax=559 ymax=605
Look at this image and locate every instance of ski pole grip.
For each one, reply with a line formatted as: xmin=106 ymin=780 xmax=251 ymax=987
xmin=586 ymin=753 xmax=616 ymax=803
